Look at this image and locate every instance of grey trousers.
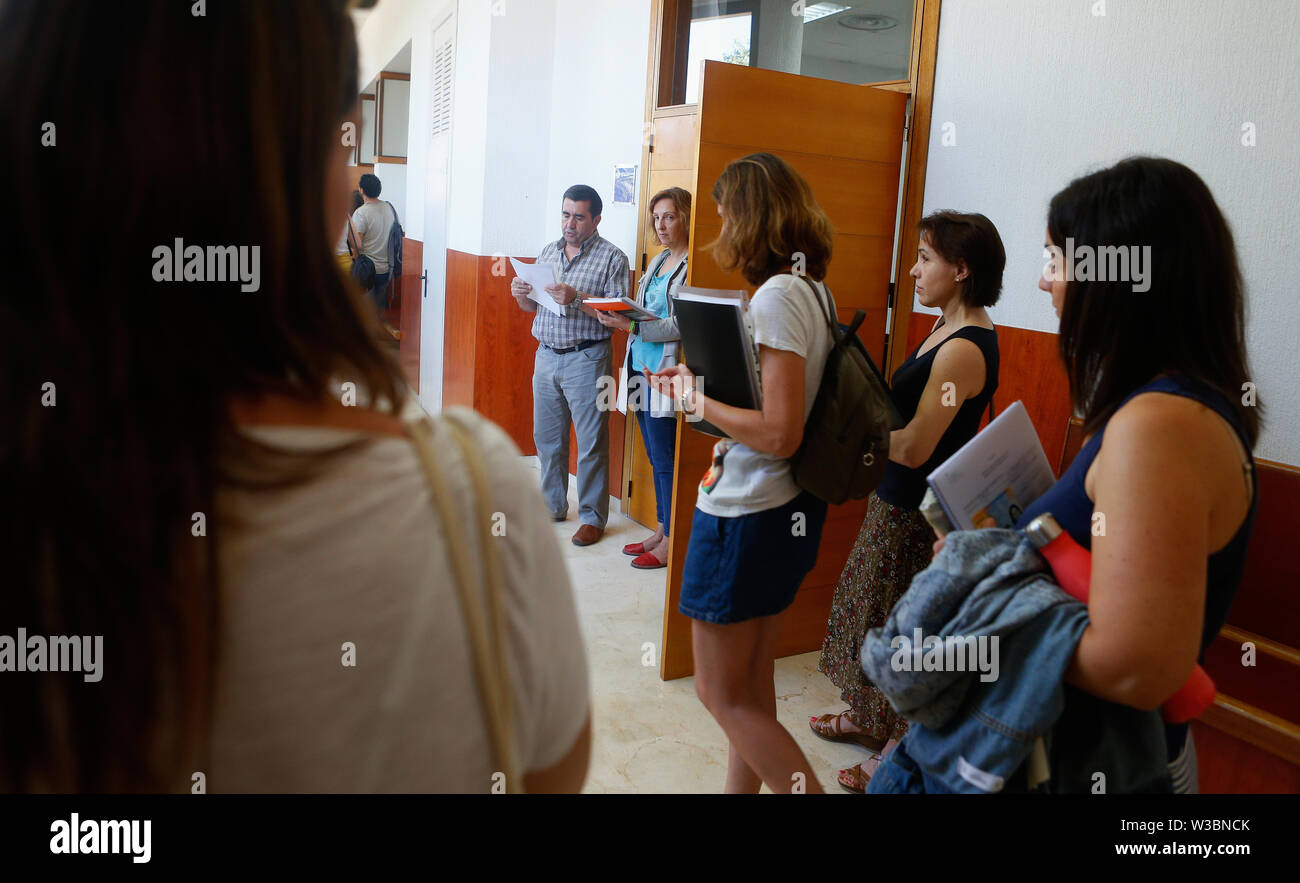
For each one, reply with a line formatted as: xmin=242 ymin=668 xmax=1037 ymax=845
xmin=533 ymin=340 xmax=611 ymax=528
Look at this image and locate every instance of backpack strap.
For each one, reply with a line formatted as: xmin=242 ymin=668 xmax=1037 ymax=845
xmin=346 ymin=214 xmax=363 ymax=260
xmin=408 ymin=411 xmax=519 ymax=792
xmin=229 ymin=394 xmax=520 ymax=793
xmin=793 ymin=275 xmax=864 ymax=344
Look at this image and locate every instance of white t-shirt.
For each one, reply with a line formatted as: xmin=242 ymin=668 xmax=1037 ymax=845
xmin=693 ymin=274 xmax=833 ymax=518
xmin=351 ymin=201 xmax=396 ymax=273
xmin=210 ymin=409 xmax=589 ymax=792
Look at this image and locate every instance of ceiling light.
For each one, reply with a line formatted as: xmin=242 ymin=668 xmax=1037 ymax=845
xmin=838 ymin=13 xmax=899 ymax=31
xmin=803 ymin=3 xmax=851 ymax=22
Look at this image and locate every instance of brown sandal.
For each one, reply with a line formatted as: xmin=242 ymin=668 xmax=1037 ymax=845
xmin=809 ymin=712 xmax=887 ymax=752
xmin=837 ymin=756 xmax=882 ymax=794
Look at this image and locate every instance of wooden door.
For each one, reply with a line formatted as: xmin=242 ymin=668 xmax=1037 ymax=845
xmin=661 ymin=60 xmax=907 ymax=679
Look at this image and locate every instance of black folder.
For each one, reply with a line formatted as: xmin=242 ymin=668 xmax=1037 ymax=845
xmin=670 ymin=287 xmax=760 ymax=438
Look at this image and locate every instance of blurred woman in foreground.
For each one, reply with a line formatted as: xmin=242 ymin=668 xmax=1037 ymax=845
xmin=0 ymin=0 xmax=589 ymax=793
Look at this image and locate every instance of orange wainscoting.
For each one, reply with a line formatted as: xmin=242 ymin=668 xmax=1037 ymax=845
xmin=396 ymin=238 xmax=422 ymax=392
xmin=442 ymin=248 xmax=627 ymax=492
xmin=905 ymin=319 xmax=1071 ymax=472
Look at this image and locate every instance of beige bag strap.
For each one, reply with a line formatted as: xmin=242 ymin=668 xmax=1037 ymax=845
xmin=407 ymin=412 xmax=520 ymax=792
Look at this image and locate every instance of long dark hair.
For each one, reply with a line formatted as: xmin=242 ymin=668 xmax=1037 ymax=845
xmin=1048 ymin=157 xmax=1259 ymax=444
xmin=0 ymin=0 xmax=403 ymax=791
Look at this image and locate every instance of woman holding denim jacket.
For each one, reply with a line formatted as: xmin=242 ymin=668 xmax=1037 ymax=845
xmin=1010 ymin=157 xmax=1259 ymax=793
xmin=895 ymin=158 xmax=1261 ymax=794
xmin=597 ymin=187 xmax=691 ymax=570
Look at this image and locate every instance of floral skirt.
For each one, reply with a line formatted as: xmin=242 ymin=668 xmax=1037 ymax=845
xmin=817 ymin=492 xmax=935 ymax=742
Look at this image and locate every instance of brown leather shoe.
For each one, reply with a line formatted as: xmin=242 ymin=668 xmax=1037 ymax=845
xmin=571 ymin=524 xmax=603 ymax=546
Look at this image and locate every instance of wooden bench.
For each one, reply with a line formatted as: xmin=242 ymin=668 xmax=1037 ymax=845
xmin=1194 ymin=458 xmax=1300 ymax=792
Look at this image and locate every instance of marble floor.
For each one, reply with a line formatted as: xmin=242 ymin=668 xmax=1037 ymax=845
xmin=527 ymin=458 xmax=867 ymax=794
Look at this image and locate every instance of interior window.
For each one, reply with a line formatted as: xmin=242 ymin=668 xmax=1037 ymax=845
xmin=665 ymin=0 xmax=915 ymax=107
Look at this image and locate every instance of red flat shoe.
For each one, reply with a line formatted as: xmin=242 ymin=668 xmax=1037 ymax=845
xmin=631 ymin=551 xmax=667 ymax=570
xmin=623 ymin=542 xmax=646 ymax=556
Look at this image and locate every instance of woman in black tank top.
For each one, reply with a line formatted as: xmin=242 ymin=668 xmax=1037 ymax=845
xmin=813 ymin=212 xmax=1006 ymax=792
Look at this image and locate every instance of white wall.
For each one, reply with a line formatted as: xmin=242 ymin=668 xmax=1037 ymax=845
xmin=544 ymin=0 xmax=652 ymax=264
xmin=355 ymin=0 xmax=458 ymax=244
xmin=481 ymin=0 xmax=559 ymax=256
xmin=379 ymin=78 xmax=411 ymax=157
xmin=372 ymin=161 xmax=408 ymax=227
xmin=918 ymin=0 xmax=1300 ymax=464
xmin=446 ymin=1 xmax=492 ymax=254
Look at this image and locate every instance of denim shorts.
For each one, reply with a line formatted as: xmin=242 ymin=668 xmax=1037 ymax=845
xmin=679 ymin=490 xmax=828 ymax=625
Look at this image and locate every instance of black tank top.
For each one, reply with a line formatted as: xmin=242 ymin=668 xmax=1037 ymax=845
xmin=875 ymin=322 xmax=1000 ymax=510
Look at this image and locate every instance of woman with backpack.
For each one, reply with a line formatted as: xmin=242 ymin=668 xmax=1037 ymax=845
xmin=647 ymin=153 xmax=834 ymax=793
xmin=812 ymin=211 xmax=1005 ymax=792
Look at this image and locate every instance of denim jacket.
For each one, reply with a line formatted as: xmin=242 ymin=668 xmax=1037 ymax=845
xmin=861 ymin=529 xmax=1171 ymax=794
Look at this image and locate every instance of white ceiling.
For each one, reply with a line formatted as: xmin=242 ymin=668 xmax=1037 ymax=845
xmin=803 ymin=0 xmax=915 ymax=68
xmin=690 ymin=0 xmax=914 ymax=72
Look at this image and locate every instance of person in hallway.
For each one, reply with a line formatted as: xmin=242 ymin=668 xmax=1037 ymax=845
xmin=510 ymin=185 xmax=630 ymax=547
xmin=1 ymin=0 xmax=591 ymax=794
xmin=352 ymin=172 xmax=397 ymax=323
xmin=337 ymin=188 xmax=365 ymax=275
xmin=997 ymin=157 xmax=1259 ymax=794
xmin=596 ymin=186 xmax=691 ymax=569
xmin=648 ymin=154 xmax=833 ymax=794
xmin=813 ymin=211 xmax=1004 ymax=793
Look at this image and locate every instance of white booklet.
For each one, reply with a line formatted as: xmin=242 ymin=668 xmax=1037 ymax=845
xmin=509 ymin=257 xmax=563 ymax=316
xmin=926 ymin=401 xmax=1056 ymax=531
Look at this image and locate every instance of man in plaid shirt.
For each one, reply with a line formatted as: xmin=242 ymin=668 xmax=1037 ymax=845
xmin=510 ymin=185 xmax=630 ymax=547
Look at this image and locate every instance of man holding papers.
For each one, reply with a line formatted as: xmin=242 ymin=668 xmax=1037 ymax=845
xmin=510 ymin=185 xmax=630 ymax=546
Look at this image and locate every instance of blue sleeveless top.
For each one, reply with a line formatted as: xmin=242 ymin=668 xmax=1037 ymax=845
xmin=1016 ymin=374 xmax=1258 ymax=759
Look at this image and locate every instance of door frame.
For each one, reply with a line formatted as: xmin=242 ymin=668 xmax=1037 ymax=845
xmin=622 ymin=0 xmax=944 ymax=514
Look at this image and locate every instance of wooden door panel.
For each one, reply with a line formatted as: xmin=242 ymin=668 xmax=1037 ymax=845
xmin=649 ymin=112 xmax=698 ymax=170
xmin=398 ymin=238 xmax=423 ymax=393
xmin=626 ymin=406 xmax=658 ymax=529
xmin=661 ymin=60 xmax=906 ymax=680
xmin=660 ymin=420 xmax=715 ymax=680
xmin=694 ymin=144 xmax=902 ymax=239
xmin=695 ymin=64 xmax=906 ymax=164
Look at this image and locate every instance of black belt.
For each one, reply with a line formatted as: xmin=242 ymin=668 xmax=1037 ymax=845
xmin=542 ymin=339 xmax=603 ymax=355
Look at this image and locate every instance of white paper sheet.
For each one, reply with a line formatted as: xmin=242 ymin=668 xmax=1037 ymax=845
xmin=925 ymin=401 xmax=1057 ymax=531
xmin=509 ymin=258 xmax=563 ymax=316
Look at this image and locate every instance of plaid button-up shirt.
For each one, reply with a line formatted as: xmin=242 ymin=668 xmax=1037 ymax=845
xmin=531 ymin=232 xmax=630 ymax=349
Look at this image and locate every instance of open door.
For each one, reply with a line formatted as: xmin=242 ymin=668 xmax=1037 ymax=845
xmin=660 ymin=60 xmax=906 ymax=679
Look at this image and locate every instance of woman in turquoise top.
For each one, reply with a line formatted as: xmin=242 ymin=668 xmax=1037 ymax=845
xmin=597 ymin=187 xmax=690 ymax=569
